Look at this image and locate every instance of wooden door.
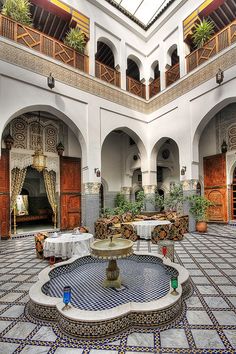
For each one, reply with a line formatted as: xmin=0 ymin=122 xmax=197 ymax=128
xmin=0 ymin=149 xmax=10 ymax=239
xmin=231 ymin=167 xmax=236 ymax=220
xmin=204 ymin=153 xmax=227 ymax=222
xmin=60 ymin=156 xmax=81 ymax=230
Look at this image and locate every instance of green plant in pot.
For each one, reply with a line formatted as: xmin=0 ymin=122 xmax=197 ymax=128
xmin=188 ymin=195 xmax=213 ymax=232
xmin=64 ymin=27 xmax=86 ymax=53
xmin=2 ymin=0 xmax=32 ymax=26
xmin=192 ymin=18 xmax=215 ymax=49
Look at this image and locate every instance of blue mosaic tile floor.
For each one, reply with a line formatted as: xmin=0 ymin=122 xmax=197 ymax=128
xmin=46 ymin=255 xmax=176 ymax=310
xmin=0 ymin=223 xmax=236 ymax=353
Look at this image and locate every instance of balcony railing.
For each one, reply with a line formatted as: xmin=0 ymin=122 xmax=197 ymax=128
xmin=0 ymin=14 xmax=89 ymax=73
xmin=149 ymin=77 xmax=160 ymax=98
xmin=165 ymin=63 xmax=180 ymax=87
xmin=186 ymin=20 xmax=236 ymax=73
xmin=95 ymin=60 xmax=120 ymax=87
xmin=126 ymin=76 xmax=146 ymax=99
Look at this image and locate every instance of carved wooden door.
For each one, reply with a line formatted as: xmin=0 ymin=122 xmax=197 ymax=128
xmin=231 ymin=167 xmax=236 ymax=220
xmin=204 ymin=153 xmax=227 ymax=222
xmin=0 ymin=149 xmax=10 ymax=239
xmin=60 ymin=156 xmax=81 ymax=230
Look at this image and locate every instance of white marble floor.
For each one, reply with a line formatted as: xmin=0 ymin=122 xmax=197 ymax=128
xmin=0 ymin=224 xmax=236 ymax=353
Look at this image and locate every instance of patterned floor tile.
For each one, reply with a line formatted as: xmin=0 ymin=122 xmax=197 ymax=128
xmin=18 ymin=345 xmax=51 ymax=353
xmin=191 ymin=329 xmax=225 ymax=349
xmin=186 ymin=310 xmax=212 ymax=325
xmin=203 ymin=296 xmax=230 ymax=309
xmin=160 ymin=328 xmax=189 ymax=348
xmin=3 ymin=321 xmax=37 ymax=339
xmin=126 ymin=332 xmax=154 ymax=347
xmin=0 ymin=224 xmax=235 ymax=353
xmin=0 ymin=342 xmax=20 ymax=354
xmin=213 ymin=311 xmax=236 ymax=325
xmin=223 ymin=329 xmax=236 ymax=348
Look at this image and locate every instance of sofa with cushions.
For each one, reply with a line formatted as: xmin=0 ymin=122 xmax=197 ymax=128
xmin=95 ymin=212 xmax=189 ymax=242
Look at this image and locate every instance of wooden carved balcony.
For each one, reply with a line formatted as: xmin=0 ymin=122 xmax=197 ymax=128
xmin=95 ymin=60 xmax=120 ymax=87
xmin=0 ymin=14 xmax=89 ymax=73
xmin=186 ymin=20 xmax=236 ymax=73
xmin=149 ymin=77 xmax=160 ymax=98
xmin=126 ymin=76 xmax=146 ymax=99
xmin=165 ymin=63 xmax=180 ymax=87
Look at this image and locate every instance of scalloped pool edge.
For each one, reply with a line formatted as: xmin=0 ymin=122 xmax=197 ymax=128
xmin=28 ymin=251 xmax=191 ymax=339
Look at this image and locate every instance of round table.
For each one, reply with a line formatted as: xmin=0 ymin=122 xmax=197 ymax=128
xmin=132 ymin=220 xmax=171 ymax=240
xmin=43 ymin=233 xmax=94 ymax=260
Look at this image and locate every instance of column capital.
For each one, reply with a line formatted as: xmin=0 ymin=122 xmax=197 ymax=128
xmin=143 ymin=185 xmax=156 ymax=194
xmin=83 ymin=182 xmax=101 ymax=195
xmin=121 ymin=186 xmax=132 ymax=195
xmin=181 ymin=179 xmax=198 ymax=191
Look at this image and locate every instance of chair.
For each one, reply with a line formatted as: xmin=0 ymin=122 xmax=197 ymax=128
xmin=151 ymin=224 xmax=170 ymax=244
xmin=35 ymin=232 xmax=48 ymax=259
xmin=120 ymin=223 xmax=139 ymax=241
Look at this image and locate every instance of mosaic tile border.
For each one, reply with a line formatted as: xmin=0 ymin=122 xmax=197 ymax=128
xmin=0 ymin=39 xmax=235 ymax=114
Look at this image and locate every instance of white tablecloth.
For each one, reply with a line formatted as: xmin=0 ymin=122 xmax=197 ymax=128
xmin=43 ymin=233 xmax=94 ymax=260
xmin=132 ymin=220 xmax=171 ymax=240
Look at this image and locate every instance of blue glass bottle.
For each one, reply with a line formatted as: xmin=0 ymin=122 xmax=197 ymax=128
xmin=63 ymin=286 xmax=71 ymax=308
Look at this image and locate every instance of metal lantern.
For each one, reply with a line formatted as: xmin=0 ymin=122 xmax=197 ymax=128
xmin=32 ymin=148 xmax=47 ymax=172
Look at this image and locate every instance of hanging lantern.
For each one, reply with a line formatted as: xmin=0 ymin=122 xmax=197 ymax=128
xmin=32 ymin=148 xmax=47 ymax=172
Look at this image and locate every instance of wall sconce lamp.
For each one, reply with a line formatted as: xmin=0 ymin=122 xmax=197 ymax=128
xmin=47 ymin=73 xmax=55 ymax=89
xmin=181 ymin=166 xmax=186 ymax=176
xmin=115 ymin=64 xmax=120 ymax=71
xmin=94 ymin=168 xmax=101 ymax=177
xmin=216 ymin=68 xmax=224 ymax=85
xmin=221 ymin=140 xmax=228 ymax=153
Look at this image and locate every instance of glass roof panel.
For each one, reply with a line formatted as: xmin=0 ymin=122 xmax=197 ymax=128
xmin=111 ymin=0 xmax=172 ymax=26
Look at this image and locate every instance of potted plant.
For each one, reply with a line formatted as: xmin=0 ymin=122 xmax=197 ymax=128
xmin=188 ymin=195 xmax=213 ymax=232
xmin=2 ymin=0 xmax=32 ymax=26
xmin=192 ymin=18 xmax=215 ymax=48
xmin=63 ymin=27 xmax=86 ymax=53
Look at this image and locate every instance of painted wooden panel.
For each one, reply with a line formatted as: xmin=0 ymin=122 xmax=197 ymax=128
xmin=204 ymin=153 xmax=227 ymax=222
xmin=60 ymin=157 xmax=81 ymax=230
xmin=0 ymin=150 xmax=10 ymax=238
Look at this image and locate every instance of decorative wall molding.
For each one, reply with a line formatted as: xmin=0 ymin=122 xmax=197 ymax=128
xmin=10 ymin=151 xmax=59 ymax=173
xmin=143 ymin=185 xmax=156 ymax=194
xmin=1 ymin=40 xmax=236 ymax=115
xmin=84 ymin=182 xmax=101 ymax=194
xmin=182 ymin=179 xmax=198 ymax=191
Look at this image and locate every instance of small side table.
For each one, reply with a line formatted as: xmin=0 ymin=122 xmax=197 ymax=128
xmin=158 ymin=240 xmax=174 ymax=262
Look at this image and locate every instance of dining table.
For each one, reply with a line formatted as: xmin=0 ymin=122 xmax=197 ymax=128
xmin=43 ymin=232 xmax=94 ymax=260
xmin=131 ymin=220 xmax=171 ymax=240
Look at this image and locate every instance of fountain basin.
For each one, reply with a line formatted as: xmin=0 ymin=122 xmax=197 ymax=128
xmin=90 ymin=238 xmax=133 ymax=259
xmin=28 ymin=252 xmax=191 ymax=339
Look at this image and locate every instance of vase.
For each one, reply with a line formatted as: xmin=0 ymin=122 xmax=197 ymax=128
xmin=196 ymin=221 xmax=207 ymax=233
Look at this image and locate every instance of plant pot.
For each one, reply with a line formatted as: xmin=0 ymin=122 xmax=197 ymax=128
xmin=196 ymin=221 xmax=207 ymax=233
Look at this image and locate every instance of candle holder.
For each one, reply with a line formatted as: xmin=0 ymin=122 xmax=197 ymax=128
xmin=62 ymin=286 xmax=72 ymax=310
xmin=171 ymin=276 xmax=179 ymax=295
xmin=49 ymin=256 xmax=55 ymax=267
xmin=162 ymin=245 xmax=167 ymax=258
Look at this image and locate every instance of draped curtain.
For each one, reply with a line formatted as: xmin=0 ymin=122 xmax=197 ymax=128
xmin=43 ymin=169 xmax=57 ymax=216
xmin=11 ymin=167 xmax=27 ymax=212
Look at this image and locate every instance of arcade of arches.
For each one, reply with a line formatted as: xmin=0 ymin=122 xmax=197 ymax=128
xmin=1 ymin=102 xmax=236 ymax=238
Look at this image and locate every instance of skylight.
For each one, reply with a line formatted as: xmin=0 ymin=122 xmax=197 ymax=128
xmin=110 ymin=0 xmax=173 ymax=27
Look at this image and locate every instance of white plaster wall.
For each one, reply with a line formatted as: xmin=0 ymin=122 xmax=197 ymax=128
xmin=199 ymin=117 xmax=217 ymax=178
xmin=101 ymin=133 xmax=122 ymax=191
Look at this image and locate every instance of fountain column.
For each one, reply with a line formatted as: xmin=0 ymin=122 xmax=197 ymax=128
xmin=82 ymin=182 xmax=101 ymax=233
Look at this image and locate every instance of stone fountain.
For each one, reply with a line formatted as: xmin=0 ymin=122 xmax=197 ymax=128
xmin=28 ymin=236 xmax=191 ymax=339
xmin=90 ymin=235 xmax=133 ymax=288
